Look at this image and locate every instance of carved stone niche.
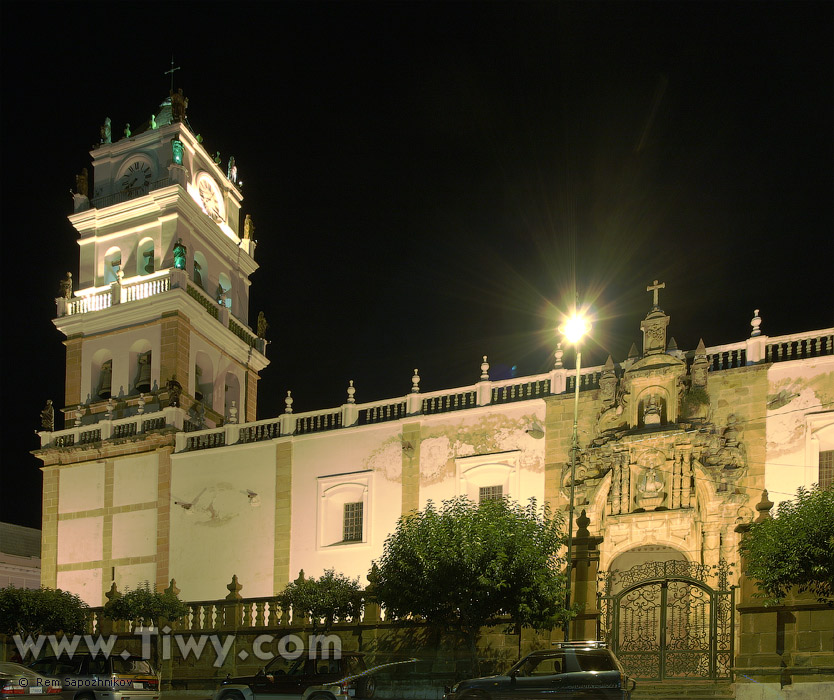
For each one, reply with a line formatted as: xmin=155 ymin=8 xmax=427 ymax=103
xmin=620 ymin=352 xmax=687 ymax=428
xmin=633 ymin=448 xmax=668 ymax=511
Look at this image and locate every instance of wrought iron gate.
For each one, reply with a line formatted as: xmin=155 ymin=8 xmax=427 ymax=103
xmin=600 ymin=560 xmax=734 ymax=681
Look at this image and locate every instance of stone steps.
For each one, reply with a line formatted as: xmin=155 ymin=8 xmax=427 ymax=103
xmin=632 ymin=681 xmax=734 ymax=700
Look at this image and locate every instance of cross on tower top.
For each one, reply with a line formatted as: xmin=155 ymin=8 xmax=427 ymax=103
xmin=647 ymin=279 xmax=665 ymax=310
xmin=165 ymin=56 xmax=181 ymax=93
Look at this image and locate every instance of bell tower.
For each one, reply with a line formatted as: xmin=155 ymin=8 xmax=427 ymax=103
xmin=56 ymin=92 xmax=268 ymax=428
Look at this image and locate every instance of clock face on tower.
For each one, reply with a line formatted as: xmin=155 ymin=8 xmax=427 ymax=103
xmin=120 ymin=160 xmax=153 ymax=191
xmin=195 ymin=173 xmax=225 ymax=222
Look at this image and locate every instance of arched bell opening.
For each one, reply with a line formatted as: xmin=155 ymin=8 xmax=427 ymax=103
xmin=137 ymin=238 xmax=155 ymax=275
xmin=129 ymin=339 xmax=153 ymax=395
xmin=92 ymin=348 xmax=114 ymax=401
xmin=104 ymin=247 xmax=122 ymax=284
xmin=217 ymin=272 xmax=232 ymax=310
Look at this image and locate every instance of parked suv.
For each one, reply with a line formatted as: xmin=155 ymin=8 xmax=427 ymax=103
xmin=444 ymin=641 xmax=636 ymax=700
xmin=215 ymin=651 xmax=374 ymax=700
xmin=28 ymin=655 xmax=158 ymax=700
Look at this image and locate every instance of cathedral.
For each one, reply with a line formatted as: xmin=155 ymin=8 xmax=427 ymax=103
xmin=34 ymin=93 xmax=833 ymax=685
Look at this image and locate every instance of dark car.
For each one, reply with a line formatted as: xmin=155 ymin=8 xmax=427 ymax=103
xmin=215 ymin=651 xmax=374 ymax=700
xmin=444 ymin=641 xmax=636 ymax=700
xmin=1 ymin=662 xmax=65 ymax=700
xmin=27 ymin=655 xmax=158 ymax=700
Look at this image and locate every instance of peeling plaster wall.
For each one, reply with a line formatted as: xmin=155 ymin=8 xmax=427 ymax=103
xmin=169 ymin=442 xmax=277 ymax=601
xmin=766 ymin=357 xmax=834 ymax=508
xmin=419 ymin=403 xmax=547 ymax=508
xmin=289 ymin=423 xmax=403 ymax=585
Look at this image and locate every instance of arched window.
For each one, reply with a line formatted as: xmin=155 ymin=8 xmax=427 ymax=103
xmin=104 ymin=247 xmax=122 ymax=284
xmin=193 ymin=252 xmax=208 ymax=290
xmin=224 ymin=372 xmax=241 ymax=420
xmin=92 ymin=349 xmax=114 ymax=401
xmin=137 ymin=238 xmax=154 ymax=275
xmin=129 ymin=339 xmax=153 ymax=394
xmin=194 ymin=351 xmax=213 ymax=409
xmin=217 ymin=272 xmax=232 ymax=309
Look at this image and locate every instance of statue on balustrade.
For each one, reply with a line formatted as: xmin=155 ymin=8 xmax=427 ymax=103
xmin=243 ymin=214 xmax=255 ymax=240
xmin=170 ymin=88 xmax=188 ymax=122
xmin=75 ymin=169 xmax=88 ymax=197
xmin=40 ymin=400 xmax=54 ymax=431
xmin=166 ymin=378 xmax=182 ymax=407
xmin=100 ymin=117 xmax=111 ymax=144
xmin=59 ymin=272 xmax=73 ymax=300
xmin=257 ymin=311 xmax=268 ymax=339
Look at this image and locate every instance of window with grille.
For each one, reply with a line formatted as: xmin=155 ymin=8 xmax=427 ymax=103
xmin=479 ymin=485 xmax=503 ymax=503
xmin=343 ymin=502 xmax=363 ymax=542
xmin=820 ymin=450 xmax=834 ymax=490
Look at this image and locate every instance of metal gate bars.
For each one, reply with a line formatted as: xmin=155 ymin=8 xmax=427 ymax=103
xmin=599 ymin=560 xmax=734 ymax=681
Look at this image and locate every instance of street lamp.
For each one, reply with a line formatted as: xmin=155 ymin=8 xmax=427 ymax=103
xmin=558 ymin=311 xmax=591 ymax=640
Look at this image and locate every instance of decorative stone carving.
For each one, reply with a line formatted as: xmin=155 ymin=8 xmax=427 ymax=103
xmin=691 ymin=338 xmax=709 ymax=388
xmin=75 ymin=169 xmax=88 ymax=197
xmin=636 ymin=466 xmax=665 ymax=510
xmin=643 ymin=395 xmax=662 ymax=425
xmin=167 ymin=378 xmax=182 ymax=407
xmin=40 ymin=400 xmax=54 ymax=431
xmin=170 ymin=88 xmax=188 ymax=122
xmin=100 ymin=117 xmax=111 ymax=144
xmin=243 ymin=214 xmax=255 ymax=240
xmin=59 ymin=272 xmax=73 ymax=300
xmin=599 ymin=355 xmax=617 ymax=409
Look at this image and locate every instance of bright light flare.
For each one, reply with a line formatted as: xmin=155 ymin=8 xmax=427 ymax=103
xmin=559 ymin=313 xmax=592 ymax=343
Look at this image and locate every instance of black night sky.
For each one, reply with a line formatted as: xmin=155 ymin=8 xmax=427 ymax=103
xmin=1 ymin=1 xmax=832 ymax=529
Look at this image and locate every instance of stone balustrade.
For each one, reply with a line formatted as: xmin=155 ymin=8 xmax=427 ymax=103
xmin=40 ymin=407 xmax=184 ymax=449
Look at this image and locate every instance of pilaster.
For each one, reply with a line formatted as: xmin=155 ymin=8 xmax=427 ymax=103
xmin=155 ymin=448 xmax=173 ymax=590
xmin=159 ymin=311 xmax=191 ymax=386
xmin=40 ymin=468 xmax=59 ymax=588
xmin=101 ymin=459 xmax=114 ymax=600
xmin=401 ymin=422 xmax=422 ymax=516
xmin=64 ymin=335 xmax=83 ymax=409
xmin=273 ymin=441 xmax=293 ymax=592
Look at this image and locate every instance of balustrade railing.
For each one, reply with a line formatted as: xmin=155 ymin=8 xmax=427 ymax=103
xmin=492 ymin=377 xmax=551 ymax=404
xmin=566 ymin=369 xmax=601 ymax=392
xmin=186 ymin=282 xmax=219 ymax=319
xmin=766 ymin=330 xmax=833 ymax=362
xmin=422 ymin=390 xmax=477 ymax=415
xmin=66 ymin=289 xmax=112 ymax=315
xmin=90 ymin=178 xmax=171 ymax=209
xmin=229 ymin=318 xmax=258 ymax=348
xmin=239 ymin=420 xmax=282 ymax=443
xmin=706 ymin=343 xmax=747 ymax=371
xmin=185 ymin=429 xmax=226 ymax=451
xmin=295 ymin=411 xmax=342 ymax=434
xmin=358 ymin=401 xmax=407 ymax=425
xmin=122 ymin=275 xmax=170 ymax=303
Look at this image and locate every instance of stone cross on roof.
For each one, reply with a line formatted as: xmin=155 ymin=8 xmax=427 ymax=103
xmin=647 ymin=279 xmax=665 ymax=310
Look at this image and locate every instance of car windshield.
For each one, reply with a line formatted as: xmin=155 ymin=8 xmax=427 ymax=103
xmin=512 ymin=651 xmax=616 ymax=676
xmin=112 ymin=658 xmax=153 ymax=675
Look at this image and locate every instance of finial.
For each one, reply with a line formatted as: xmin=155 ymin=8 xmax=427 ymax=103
xmin=105 ymin=398 xmax=115 ymax=420
xmin=284 ymin=390 xmax=294 ymax=414
xmin=347 ymin=380 xmax=356 ymax=404
xmin=124 ymin=123 xmax=131 ymax=138
xmin=480 ymin=355 xmax=489 ymax=380
xmin=750 ymin=309 xmax=762 ymax=337
xmin=225 ymin=574 xmax=243 ymax=600
xmin=228 ymin=401 xmax=238 ymax=424
xmin=164 ymin=578 xmax=180 ymax=597
xmin=411 ymin=369 xmax=421 ymax=393
xmin=627 ymin=342 xmax=639 ymax=359
xmin=576 ymin=509 xmax=591 ymax=538
xmin=105 ymin=581 xmax=120 ymax=602
xmin=150 ymin=114 xmax=157 ymax=130
xmin=137 ymin=393 xmax=145 ymax=415
xmin=755 ymin=490 xmax=774 ymax=522
xmin=554 ymin=342 xmax=564 ymax=369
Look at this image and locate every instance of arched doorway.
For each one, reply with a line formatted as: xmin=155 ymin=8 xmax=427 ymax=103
xmin=601 ymin=549 xmax=733 ymax=681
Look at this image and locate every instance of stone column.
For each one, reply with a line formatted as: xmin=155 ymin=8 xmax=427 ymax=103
xmin=570 ymin=510 xmax=603 ymax=641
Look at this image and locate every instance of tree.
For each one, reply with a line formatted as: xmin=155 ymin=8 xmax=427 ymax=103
xmin=373 ymin=497 xmax=571 ymax=675
xmin=739 ymin=485 xmax=834 ymax=603
xmin=0 ymin=586 xmax=89 ymax=639
xmin=103 ymin=581 xmax=189 ymax=626
xmin=279 ymin=569 xmax=362 ymax=633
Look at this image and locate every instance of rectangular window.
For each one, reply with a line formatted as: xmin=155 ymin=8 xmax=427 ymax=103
xmin=343 ymin=502 xmax=363 ymax=542
xmin=479 ymin=485 xmax=503 ymax=503
xmin=820 ymin=450 xmax=834 ymax=490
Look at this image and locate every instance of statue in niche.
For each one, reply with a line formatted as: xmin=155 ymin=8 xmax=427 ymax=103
xmin=166 ymin=378 xmax=182 ymax=407
xmin=170 ymin=88 xmax=188 ymax=122
xmin=257 ymin=311 xmax=268 ymax=339
xmin=636 ymin=466 xmax=665 ymax=510
xmin=97 ymin=360 xmax=113 ymax=400
xmin=173 ymin=239 xmax=187 ymax=270
xmin=40 ymin=400 xmax=54 ymax=431
xmin=143 ymin=249 xmax=154 ymax=274
xmin=643 ymin=395 xmax=662 ymax=425
xmin=243 ymin=214 xmax=255 ymax=240
xmin=100 ymin=117 xmax=111 ymax=144
xmin=193 ymin=260 xmax=203 ymax=288
xmin=75 ymin=169 xmax=88 ymax=197
xmin=59 ymin=272 xmax=73 ymax=300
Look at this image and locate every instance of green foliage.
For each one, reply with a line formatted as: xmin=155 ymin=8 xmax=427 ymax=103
xmin=739 ymin=485 xmax=834 ymax=603
xmin=0 ymin=586 xmax=89 ymax=638
xmin=680 ymin=386 xmax=710 ymax=418
xmin=279 ymin=569 xmax=362 ymax=632
xmin=103 ymin=582 xmax=188 ymax=624
xmin=374 ymin=497 xmax=571 ymax=672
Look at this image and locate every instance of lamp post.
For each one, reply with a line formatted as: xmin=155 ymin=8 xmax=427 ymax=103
xmin=558 ymin=313 xmax=590 ymax=641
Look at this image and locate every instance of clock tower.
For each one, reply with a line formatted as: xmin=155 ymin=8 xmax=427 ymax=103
xmin=58 ymin=94 xmax=268 ymax=428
